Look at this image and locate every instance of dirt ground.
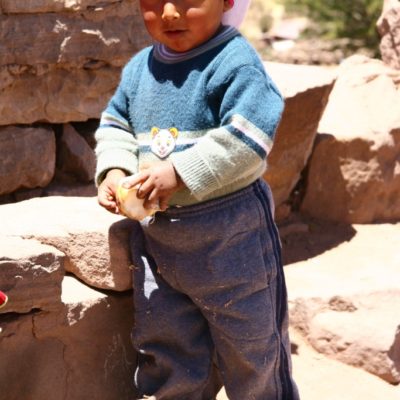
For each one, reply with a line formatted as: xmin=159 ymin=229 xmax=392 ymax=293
xmin=278 ymin=213 xmax=357 ymax=266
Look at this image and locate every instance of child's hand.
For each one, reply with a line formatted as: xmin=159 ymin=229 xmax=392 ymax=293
xmin=123 ymin=161 xmax=185 ymax=211
xmin=97 ymin=169 xmax=127 ymax=214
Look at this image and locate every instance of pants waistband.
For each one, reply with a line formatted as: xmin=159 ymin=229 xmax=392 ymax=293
xmin=161 ymin=180 xmax=268 ymax=218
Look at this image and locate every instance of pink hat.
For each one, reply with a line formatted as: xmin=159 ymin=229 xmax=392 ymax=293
xmin=222 ymin=0 xmax=251 ymax=28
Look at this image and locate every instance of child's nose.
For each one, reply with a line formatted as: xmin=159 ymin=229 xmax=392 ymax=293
xmin=162 ymin=2 xmax=180 ymax=21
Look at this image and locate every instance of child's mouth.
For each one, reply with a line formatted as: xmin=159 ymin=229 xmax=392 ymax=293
xmin=164 ymin=29 xmax=187 ymax=37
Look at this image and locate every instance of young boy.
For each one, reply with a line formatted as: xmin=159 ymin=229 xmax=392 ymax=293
xmin=95 ymin=0 xmax=299 ymax=399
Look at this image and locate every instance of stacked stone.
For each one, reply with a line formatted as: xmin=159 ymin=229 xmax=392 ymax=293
xmin=0 ymin=198 xmax=139 ymax=399
xmin=0 ymin=0 xmax=150 ymax=200
xmin=0 ymin=2 xmax=148 ymax=398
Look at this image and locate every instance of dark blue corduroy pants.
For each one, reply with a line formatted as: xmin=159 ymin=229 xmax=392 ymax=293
xmin=130 ymin=180 xmax=299 ymax=400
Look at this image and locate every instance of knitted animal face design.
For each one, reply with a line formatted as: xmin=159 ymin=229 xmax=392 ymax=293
xmin=150 ymin=127 xmax=178 ymax=159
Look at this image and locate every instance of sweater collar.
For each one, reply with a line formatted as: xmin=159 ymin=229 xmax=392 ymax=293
xmin=153 ymin=25 xmax=239 ymax=64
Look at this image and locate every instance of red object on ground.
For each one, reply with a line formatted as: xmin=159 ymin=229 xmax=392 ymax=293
xmin=0 ymin=290 xmax=8 ymax=308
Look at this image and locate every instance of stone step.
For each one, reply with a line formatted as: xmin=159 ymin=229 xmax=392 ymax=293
xmin=0 ymin=275 xmax=136 ymax=400
xmin=0 ymin=196 xmax=136 ymax=291
xmin=285 ymin=223 xmax=400 ymax=384
xmin=0 ymin=236 xmax=64 ymax=314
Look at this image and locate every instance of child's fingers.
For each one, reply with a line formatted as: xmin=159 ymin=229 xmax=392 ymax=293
xmin=99 ymin=200 xmax=119 ymax=214
xmin=121 ymin=171 xmax=149 ymax=189
xmin=143 ymin=188 xmax=159 ymax=209
xmin=98 ymin=187 xmax=112 ymax=205
xmin=136 ymin=177 xmax=155 ymax=199
xmin=145 ymin=186 xmax=159 ymax=203
xmin=158 ymin=196 xmax=169 ymax=211
xmin=98 ymin=189 xmax=119 ymax=214
xmin=145 ymin=190 xmax=169 ymax=212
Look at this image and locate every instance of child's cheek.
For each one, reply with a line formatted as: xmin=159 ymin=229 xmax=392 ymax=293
xmin=142 ymin=10 xmax=158 ymax=22
xmin=186 ymin=8 xmax=207 ymax=19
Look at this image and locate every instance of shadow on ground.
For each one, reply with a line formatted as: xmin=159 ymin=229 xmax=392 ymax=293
xmin=278 ymin=213 xmax=357 ymax=265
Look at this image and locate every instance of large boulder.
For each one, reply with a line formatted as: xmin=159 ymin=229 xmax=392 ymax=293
xmin=0 ymin=66 xmax=124 ymax=125
xmin=1 ymin=0 xmax=132 ymax=13
xmin=0 ymin=204 xmax=137 ymax=399
xmin=0 ymin=236 xmax=64 ymax=314
xmin=0 ymin=0 xmax=151 ymax=125
xmin=285 ymin=223 xmax=400 ymax=384
xmin=290 ymin=328 xmax=400 ymax=400
xmin=0 ymin=197 xmax=135 ymax=291
xmin=301 ymin=56 xmax=400 ymax=223
xmin=57 ymin=123 xmax=96 ymax=182
xmin=0 ymin=125 xmax=56 ymax=196
xmin=377 ymin=0 xmax=400 ymax=70
xmin=0 ymin=276 xmax=136 ymax=400
xmin=263 ymin=62 xmax=336 ymax=212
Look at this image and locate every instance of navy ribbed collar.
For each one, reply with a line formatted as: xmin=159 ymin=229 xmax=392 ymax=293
xmin=153 ymin=25 xmax=239 ymax=64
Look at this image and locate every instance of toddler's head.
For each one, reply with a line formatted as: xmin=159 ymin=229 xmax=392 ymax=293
xmin=139 ymin=0 xmax=241 ymax=52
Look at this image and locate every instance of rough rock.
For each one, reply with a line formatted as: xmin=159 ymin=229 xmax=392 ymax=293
xmin=307 ymin=293 xmax=400 ymax=384
xmin=0 ymin=125 xmax=56 ymax=196
xmin=263 ymin=62 xmax=336 ymax=209
xmin=1 ymin=4 xmax=144 ymax=67
xmin=285 ymin=223 xmax=400 ymax=383
xmin=377 ymin=0 xmax=400 ymax=70
xmin=0 ymin=197 xmax=136 ymax=291
xmin=44 ymin=182 xmax=97 ymax=197
xmin=1 ymin=0 xmax=129 ymax=13
xmin=301 ymin=55 xmax=400 ymax=223
xmin=289 ymin=329 xmax=400 ymax=400
xmin=0 ymin=312 xmax=67 ymax=400
xmin=2 ymin=183 xmax=97 ymax=204
xmin=0 ymin=236 xmax=64 ymax=314
xmin=0 ymin=0 xmax=151 ymax=125
xmin=0 ymin=66 xmax=123 ymax=125
xmin=0 ymin=276 xmax=136 ymax=400
xmin=217 ymin=328 xmax=400 ymax=400
xmin=57 ymin=123 xmax=96 ymax=182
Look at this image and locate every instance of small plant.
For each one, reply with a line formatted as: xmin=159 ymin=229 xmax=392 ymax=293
xmin=281 ymin=0 xmax=382 ymax=54
xmin=259 ymin=13 xmax=274 ymax=33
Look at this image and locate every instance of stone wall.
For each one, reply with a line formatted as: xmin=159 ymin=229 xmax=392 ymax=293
xmin=0 ymin=0 xmax=151 ymax=201
xmin=0 ymin=0 xmax=150 ymax=124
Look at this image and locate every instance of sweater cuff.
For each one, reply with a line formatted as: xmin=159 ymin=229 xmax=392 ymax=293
xmin=95 ymin=149 xmax=137 ymax=186
xmin=170 ymin=148 xmax=221 ymax=200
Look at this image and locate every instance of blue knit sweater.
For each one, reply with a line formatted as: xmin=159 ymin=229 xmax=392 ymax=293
xmin=95 ymin=26 xmax=284 ymax=206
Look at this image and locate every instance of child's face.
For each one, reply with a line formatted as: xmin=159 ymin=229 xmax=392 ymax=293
xmin=140 ymin=0 xmax=232 ymax=52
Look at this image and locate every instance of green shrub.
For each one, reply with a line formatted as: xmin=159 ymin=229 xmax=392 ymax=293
xmin=281 ymin=0 xmax=382 ymax=52
xmin=259 ymin=14 xmax=274 ymax=33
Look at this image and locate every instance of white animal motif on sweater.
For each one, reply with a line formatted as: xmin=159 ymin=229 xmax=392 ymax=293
xmin=150 ymin=127 xmax=178 ymax=159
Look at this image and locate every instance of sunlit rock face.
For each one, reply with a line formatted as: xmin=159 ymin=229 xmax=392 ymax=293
xmin=0 ymin=0 xmax=151 ymax=125
xmin=377 ymin=0 xmax=400 ymax=70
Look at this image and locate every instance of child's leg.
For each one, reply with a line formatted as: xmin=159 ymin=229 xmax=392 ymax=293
xmin=133 ymin=181 xmax=299 ymax=400
xmin=130 ymin=224 xmax=222 ymax=400
xmin=198 ymin=181 xmax=299 ymax=400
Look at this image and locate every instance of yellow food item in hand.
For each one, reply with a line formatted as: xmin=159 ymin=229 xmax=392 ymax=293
xmin=116 ymin=179 xmax=158 ymax=221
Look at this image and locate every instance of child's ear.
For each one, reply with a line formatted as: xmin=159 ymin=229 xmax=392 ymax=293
xmin=223 ymin=0 xmax=234 ymax=12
